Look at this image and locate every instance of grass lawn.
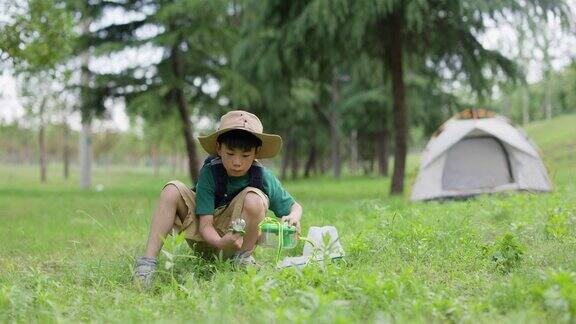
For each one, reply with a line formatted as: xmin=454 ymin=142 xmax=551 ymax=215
xmin=1 ymin=115 xmax=575 ymax=323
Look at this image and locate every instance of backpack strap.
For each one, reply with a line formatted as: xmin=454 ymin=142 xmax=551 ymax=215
xmin=196 ymin=156 xmax=266 ymax=209
xmin=206 ymin=157 xmax=228 ymax=208
xmin=248 ymin=160 xmax=264 ymax=190
xmin=192 ymin=155 xmax=220 ymax=192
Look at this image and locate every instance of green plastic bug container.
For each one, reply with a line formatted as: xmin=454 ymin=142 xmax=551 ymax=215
xmin=258 ymin=223 xmax=297 ymax=249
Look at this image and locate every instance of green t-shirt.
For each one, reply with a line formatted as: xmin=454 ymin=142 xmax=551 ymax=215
xmin=194 ymin=163 xmax=295 ymax=218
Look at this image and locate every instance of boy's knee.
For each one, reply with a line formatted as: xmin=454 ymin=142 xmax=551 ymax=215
xmin=160 ymin=184 xmax=181 ymax=205
xmin=243 ymin=192 xmax=266 ymax=216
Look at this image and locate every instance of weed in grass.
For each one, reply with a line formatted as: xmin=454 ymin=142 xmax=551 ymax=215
xmin=483 ymin=233 xmax=525 ymax=274
xmin=545 ymin=207 xmax=574 ymax=239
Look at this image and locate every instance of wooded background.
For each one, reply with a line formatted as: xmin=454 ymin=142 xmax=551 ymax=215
xmin=1 ymin=0 xmax=574 ymax=194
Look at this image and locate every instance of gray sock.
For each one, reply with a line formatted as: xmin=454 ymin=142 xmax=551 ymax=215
xmin=134 ymin=256 xmax=158 ymax=288
xmin=136 ymin=256 xmax=158 ymax=267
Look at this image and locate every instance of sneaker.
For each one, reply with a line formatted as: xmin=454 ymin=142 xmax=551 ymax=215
xmin=232 ymin=250 xmax=258 ymax=269
xmin=133 ymin=256 xmax=157 ymax=288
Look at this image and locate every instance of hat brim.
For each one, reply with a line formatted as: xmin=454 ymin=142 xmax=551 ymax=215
xmin=198 ymin=127 xmax=283 ymax=159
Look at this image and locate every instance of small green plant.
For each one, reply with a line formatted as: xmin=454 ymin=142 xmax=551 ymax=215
xmin=484 ymin=233 xmax=525 ymax=274
xmin=159 ymin=231 xmax=196 ymax=286
xmin=533 ymin=270 xmax=576 ymax=322
xmin=545 ymin=208 xmax=573 ymax=239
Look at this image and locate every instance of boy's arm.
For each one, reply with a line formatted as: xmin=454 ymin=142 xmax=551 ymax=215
xmin=281 ymin=201 xmax=303 ymax=233
xmin=198 ymin=215 xmax=243 ymax=251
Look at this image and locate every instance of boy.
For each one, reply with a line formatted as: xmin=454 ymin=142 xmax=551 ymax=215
xmin=134 ymin=110 xmax=303 ymax=287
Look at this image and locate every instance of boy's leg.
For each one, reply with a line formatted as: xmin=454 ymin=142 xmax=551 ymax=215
xmin=239 ymin=192 xmax=267 ymax=253
xmin=212 ymin=187 xmax=268 ymax=266
xmin=135 ymin=181 xmax=195 ymax=287
xmin=144 ymin=183 xmax=190 ymax=258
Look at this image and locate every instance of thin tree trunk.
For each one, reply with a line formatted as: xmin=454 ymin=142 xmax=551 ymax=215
xmin=382 ymin=126 xmax=389 ymax=177
xmin=363 ymin=159 xmax=371 ymax=176
xmin=291 ymin=139 xmax=299 ymax=180
xmin=79 ymin=121 xmax=92 ymax=189
xmin=151 ymin=142 xmax=159 ymax=177
xmin=170 ymin=42 xmax=199 ymax=182
xmin=387 ymin=13 xmax=408 ymax=194
xmin=304 ymin=144 xmax=317 ymax=178
xmin=281 ymin=137 xmax=291 ymax=180
xmin=374 ymin=131 xmax=381 ymax=176
xmin=38 ymin=98 xmax=47 ymax=183
xmin=369 ymin=145 xmax=375 ymax=175
xmin=375 ymin=130 xmax=389 ymax=177
xmin=539 ymin=31 xmax=553 ymax=121
xmin=171 ymin=144 xmax=177 ymax=176
xmin=350 ymin=130 xmax=358 ymax=175
xmin=545 ymin=75 xmax=553 ymax=120
xmin=330 ymin=70 xmax=341 ymax=179
xmin=63 ymin=120 xmax=70 ymax=179
xmin=319 ymin=154 xmax=328 ymax=175
xmin=522 ymin=87 xmax=530 ymax=125
xmin=79 ymin=15 xmax=92 ymax=189
xmin=376 ymin=126 xmax=390 ymax=177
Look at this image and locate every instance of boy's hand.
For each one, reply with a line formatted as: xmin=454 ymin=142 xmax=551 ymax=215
xmin=218 ymin=232 xmax=243 ymax=251
xmin=281 ymin=214 xmax=301 ymax=234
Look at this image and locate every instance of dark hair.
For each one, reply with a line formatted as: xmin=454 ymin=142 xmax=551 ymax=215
xmin=217 ymin=129 xmax=262 ymax=152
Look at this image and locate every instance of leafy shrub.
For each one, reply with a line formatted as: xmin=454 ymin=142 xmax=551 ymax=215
xmin=484 ymin=233 xmax=525 ymax=274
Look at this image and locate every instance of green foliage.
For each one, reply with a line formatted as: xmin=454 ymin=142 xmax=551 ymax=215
xmin=533 ymin=271 xmax=576 ymax=322
xmin=0 ymin=0 xmax=75 ymax=71
xmin=484 ymin=233 xmax=525 ymax=274
xmin=494 ymin=62 xmax=576 ymax=124
xmin=0 ymin=153 xmax=575 ymax=321
xmin=544 ymin=207 xmax=574 ymax=239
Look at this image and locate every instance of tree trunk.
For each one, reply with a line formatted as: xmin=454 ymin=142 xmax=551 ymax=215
xmin=387 ymin=13 xmax=408 ymax=194
xmin=63 ymin=121 xmax=70 ymax=179
xmin=375 ymin=129 xmax=389 ymax=177
xmin=291 ymin=139 xmax=299 ymax=180
xmin=170 ymin=42 xmax=199 ymax=182
xmin=350 ymin=130 xmax=358 ymax=175
xmin=79 ymin=15 xmax=92 ymax=189
xmin=171 ymin=144 xmax=177 ymax=176
xmin=38 ymin=98 xmax=47 ymax=183
xmin=545 ymin=75 xmax=553 ymax=120
xmin=382 ymin=126 xmax=389 ymax=177
xmin=281 ymin=137 xmax=291 ymax=180
xmin=522 ymin=87 xmax=530 ymax=125
xmin=304 ymin=144 xmax=317 ymax=178
xmin=79 ymin=121 xmax=92 ymax=189
xmin=151 ymin=142 xmax=159 ymax=177
xmin=369 ymin=145 xmax=375 ymax=175
xmin=330 ymin=70 xmax=341 ymax=179
xmin=319 ymin=154 xmax=328 ymax=175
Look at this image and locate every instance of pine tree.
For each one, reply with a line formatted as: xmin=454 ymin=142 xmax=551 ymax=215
xmin=86 ymin=0 xmax=233 ymax=182
xmin=248 ymin=0 xmax=570 ymax=194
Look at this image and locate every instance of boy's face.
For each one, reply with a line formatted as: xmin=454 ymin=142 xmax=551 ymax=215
xmin=216 ymin=142 xmax=259 ymax=177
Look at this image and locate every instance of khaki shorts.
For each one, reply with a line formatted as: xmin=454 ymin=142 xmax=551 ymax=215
xmin=164 ymin=180 xmax=269 ymax=251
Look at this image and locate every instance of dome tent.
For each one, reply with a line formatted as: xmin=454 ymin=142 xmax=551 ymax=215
xmin=411 ymin=109 xmax=552 ymax=201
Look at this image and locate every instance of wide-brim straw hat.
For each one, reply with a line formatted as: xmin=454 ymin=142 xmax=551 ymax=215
xmin=198 ymin=110 xmax=283 ymax=158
